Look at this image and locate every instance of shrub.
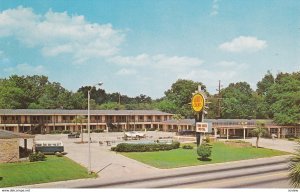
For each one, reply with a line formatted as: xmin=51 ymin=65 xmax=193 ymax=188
xmin=93 ymin=129 xmax=104 ymax=133
xmin=62 ymin=130 xmax=71 ymax=134
xmin=203 ymin=136 xmax=211 ymax=143
xmin=29 ymin=152 xmax=46 ymax=162
xmin=197 ymin=144 xmax=212 ymax=160
xmin=172 ymin=141 xmax=180 ymax=149
xmin=182 ymin=145 xmax=193 ymax=149
xmin=55 ymin=152 xmax=63 ymax=157
xmin=115 ymin=141 xmax=180 ymax=152
xmin=111 ymin=147 xmax=116 ymax=151
xmin=50 ymin=130 xmax=62 ymax=134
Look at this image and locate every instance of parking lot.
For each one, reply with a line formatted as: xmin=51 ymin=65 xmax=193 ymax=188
xmin=33 ymin=131 xmax=176 ymax=179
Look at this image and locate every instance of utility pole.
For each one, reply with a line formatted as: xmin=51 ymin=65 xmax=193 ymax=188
xmin=217 ymin=80 xmax=222 ymax=119
xmin=118 ymin=92 xmax=121 ymax=105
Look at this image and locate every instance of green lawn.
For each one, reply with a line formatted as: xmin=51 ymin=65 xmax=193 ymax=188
xmin=0 ymin=156 xmax=95 ymax=187
xmin=121 ymin=142 xmax=290 ymax=169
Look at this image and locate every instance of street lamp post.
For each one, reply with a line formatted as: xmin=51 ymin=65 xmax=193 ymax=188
xmin=88 ymin=82 xmax=103 ymax=174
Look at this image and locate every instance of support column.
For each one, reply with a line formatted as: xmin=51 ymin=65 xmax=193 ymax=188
xmin=278 ymin=128 xmax=281 ymax=139
xmin=64 ymin=124 xmax=67 ymax=131
xmin=214 ymin=128 xmax=217 ymax=138
xmin=24 ymin=139 xmax=28 ymax=156
xmin=243 ymin=128 xmax=246 ymax=140
xmin=226 ymin=129 xmax=229 ymax=140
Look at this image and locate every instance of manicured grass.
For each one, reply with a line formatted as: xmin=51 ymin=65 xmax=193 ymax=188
xmin=0 ymin=156 xmax=95 ymax=187
xmin=121 ymin=142 xmax=290 ymax=169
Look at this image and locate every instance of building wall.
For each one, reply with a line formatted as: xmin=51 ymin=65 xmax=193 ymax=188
xmin=0 ymin=138 xmax=19 ymax=163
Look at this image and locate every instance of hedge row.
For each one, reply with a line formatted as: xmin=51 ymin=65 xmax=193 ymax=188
xmin=113 ymin=141 xmax=180 ymax=152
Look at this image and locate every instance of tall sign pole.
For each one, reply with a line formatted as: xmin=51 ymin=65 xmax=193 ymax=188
xmin=191 ymin=86 xmax=207 ymax=147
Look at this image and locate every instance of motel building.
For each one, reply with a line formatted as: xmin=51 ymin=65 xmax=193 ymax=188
xmin=0 ymin=109 xmax=299 ymax=139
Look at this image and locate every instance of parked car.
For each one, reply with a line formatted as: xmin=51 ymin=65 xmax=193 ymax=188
xmin=125 ymin=131 xmax=146 ymax=138
xmin=68 ymin=132 xmax=80 ymax=138
xmin=35 ymin=140 xmax=64 ymax=154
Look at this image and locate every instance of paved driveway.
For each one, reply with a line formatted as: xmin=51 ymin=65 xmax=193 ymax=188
xmin=245 ymin=137 xmax=297 ymax=153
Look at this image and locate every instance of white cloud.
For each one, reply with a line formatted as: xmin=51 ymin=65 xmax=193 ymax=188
xmin=219 ymin=36 xmax=267 ymax=53
xmin=109 ymin=54 xmax=203 ymax=70
xmin=215 ymin=61 xmax=248 ymax=70
xmin=4 ymin=63 xmax=47 ymax=75
xmin=116 ymin=68 xmax=137 ymax=75
xmin=210 ymin=0 xmax=219 ymax=16
xmin=0 ymin=7 xmax=124 ymax=63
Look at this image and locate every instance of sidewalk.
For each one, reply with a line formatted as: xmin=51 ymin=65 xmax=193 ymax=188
xmin=20 ymin=155 xmax=290 ymax=188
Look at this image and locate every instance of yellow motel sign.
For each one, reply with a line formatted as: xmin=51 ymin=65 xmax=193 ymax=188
xmin=191 ymin=93 xmax=205 ymax=112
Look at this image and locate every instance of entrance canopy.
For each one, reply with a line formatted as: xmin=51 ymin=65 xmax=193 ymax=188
xmin=0 ymin=129 xmax=34 ymax=139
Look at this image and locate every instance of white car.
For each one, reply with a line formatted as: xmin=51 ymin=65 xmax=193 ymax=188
xmin=125 ymin=131 xmax=146 ymax=138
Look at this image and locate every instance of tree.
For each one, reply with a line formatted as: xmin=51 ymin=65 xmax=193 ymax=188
xmin=78 ymin=86 xmax=107 ymax=104
xmin=250 ymin=121 xmax=267 ymax=148
xmin=0 ymin=80 xmax=24 ymax=108
xmin=164 ymin=79 xmax=206 ymax=118
xmin=99 ymin=102 xmax=125 ymax=110
xmin=155 ymin=98 xmax=178 ymax=114
xmin=256 ymin=71 xmax=275 ymax=96
xmin=268 ymin=72 xmax=300 ymax=125
xmin=221 ymin=82 xmax=256 ymax=119
xmin=72 ymin=116 xmax=87 ymax=143
xmin=289 ymin=142 xmax=300 ymax=187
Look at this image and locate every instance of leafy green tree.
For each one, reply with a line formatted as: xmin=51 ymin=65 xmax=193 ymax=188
xmin=268 ymin=72 xmax=300 ymax=125
xmin=0 ymin=80 xmax=24 ymax=108
xmin=221 ymin=82 xmax=256 ymax=119
xmin=250 ymin=121 xmax=267 ymax=148
xmin=78 ymin=86 xmax=107 ymax=104
xmin=99 ymin=102 xmax=125 ymax=110
xmin=164 ymin=79 xmax=206 ymax=118
xmin=155 ymin=98 xmax=178 ymax=114
xmin=256 ymin=71 xmax=275 ymax=96
xmin=206 ymin=96 xmax=219 ymax=119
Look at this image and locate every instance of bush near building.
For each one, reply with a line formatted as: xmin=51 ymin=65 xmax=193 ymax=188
xmin=93 ymin=129 xmax=104 ymax=133
xmin=29 ymin=152 xmax=46 ymax=162
xmin=114 ymin=141 xmax=180 ymax=152
xmin=182 ymin=145 xmax=194 ymax=149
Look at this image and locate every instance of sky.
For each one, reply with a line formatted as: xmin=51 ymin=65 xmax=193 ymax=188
xmin=0 ymin=0 xmax=299 ymax=98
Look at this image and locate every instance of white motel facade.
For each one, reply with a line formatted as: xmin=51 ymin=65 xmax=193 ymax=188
xmin=0 ymin=109 xmax=299 ymax=139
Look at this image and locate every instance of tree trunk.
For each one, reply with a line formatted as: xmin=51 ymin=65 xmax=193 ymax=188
xmin=256 ymin=136 xmax=259 ymax=148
